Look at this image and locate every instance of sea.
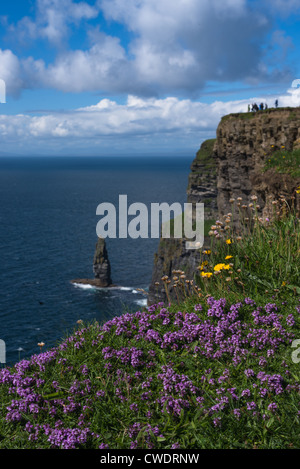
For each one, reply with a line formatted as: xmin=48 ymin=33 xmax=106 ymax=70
xmin=0 ymin=155 xmax=193 ymax=366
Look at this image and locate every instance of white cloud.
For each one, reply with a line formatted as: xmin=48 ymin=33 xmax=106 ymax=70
xmin=7 ymin=0 xmax=99 ymax=44
xmin=1 ymin=87 xmax=300 ymax=155
xmin=0 ymin=49 xmax=23 ymax=97
xmin=1 ymin=0 xmax=286 ymax=97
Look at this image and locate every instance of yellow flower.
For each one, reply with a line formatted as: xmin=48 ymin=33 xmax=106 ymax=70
xmin=282 ymin=281 xmax=286 ymax=287
xmin=214 ymin=263 xmax=231 ymax=272
xmin=225 ymin=255 xmax=233 ymax=260
xmin=226 ymin=239 xmax=232 ymax=245
xmin=296 ymin=186 xmax=300 ymax=195
xmin=201 ymin=272 xmax=213 ymax=278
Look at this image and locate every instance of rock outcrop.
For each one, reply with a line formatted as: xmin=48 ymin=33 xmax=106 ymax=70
xmin=148 ymin=107 xmax=300 ymax=305
xmin=93 ymin=237 xmax=112 ymax=287
xmin=216 ymin=107 xmax=300 ymax=220
xmin=72 ymin=237 xmax=113 ymax=288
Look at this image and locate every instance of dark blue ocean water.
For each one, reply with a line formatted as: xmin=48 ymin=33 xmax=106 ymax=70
xmin=0 ymin=155 xmax=193 ymax=365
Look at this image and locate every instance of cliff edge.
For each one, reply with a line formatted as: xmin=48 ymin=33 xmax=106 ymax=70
xmin=148 ymin=107 xmax=300 ymax=304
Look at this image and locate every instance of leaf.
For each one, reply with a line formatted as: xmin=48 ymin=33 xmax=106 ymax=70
xmin=42 ymin=391 xmax=65 ymax=400
xmin=287 ymin=285 xmax=300 ymax=294
xmin=266 ymin=417 xmax=275 ymax=428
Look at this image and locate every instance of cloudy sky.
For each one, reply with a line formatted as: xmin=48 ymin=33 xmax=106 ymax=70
xmin=1 ymin=0 xmax=300 ymax=156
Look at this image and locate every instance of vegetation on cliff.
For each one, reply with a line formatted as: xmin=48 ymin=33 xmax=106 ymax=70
xmin=0 ymin=193 xmax=299 ymax=449
xmin=264 ymin=147 xmax=300 ymax=178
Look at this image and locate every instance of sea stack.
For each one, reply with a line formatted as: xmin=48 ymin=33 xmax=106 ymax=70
xmin=93 ymin=237 xmax=112 ymax=287
xmin=71 ymin=236 xmax=113 ymax=288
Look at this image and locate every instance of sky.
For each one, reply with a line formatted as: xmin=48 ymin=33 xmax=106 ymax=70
xmin=1 ymin=0 xmax=300 ymax=156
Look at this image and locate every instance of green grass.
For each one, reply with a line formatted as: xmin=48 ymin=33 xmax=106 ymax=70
xmin=264 ymin=148 xmax=300 ymax=178
xmin=195 ymin=139 xmax=216 ymax=163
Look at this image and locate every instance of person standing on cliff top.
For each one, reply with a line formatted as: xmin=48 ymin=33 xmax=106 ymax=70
xmin=275 ymin=99 xmax=279 ymax=108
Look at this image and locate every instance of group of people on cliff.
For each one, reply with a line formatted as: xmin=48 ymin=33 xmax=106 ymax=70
xmin=248 ymin=102 xmax=267 ymax=112
xmin=248 ymin=99 xmax=278 ymax=113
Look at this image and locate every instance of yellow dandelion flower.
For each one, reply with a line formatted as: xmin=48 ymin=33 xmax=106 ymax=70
xmin=214 ymin=263 xmax=231 ymax=272
xmin=201 ymin=272 xmax=213 ymax=278
xmin=225 ymin=255 xmax=233 ymax=260
xmin=226 ymin=239 xmax=232 ymax=245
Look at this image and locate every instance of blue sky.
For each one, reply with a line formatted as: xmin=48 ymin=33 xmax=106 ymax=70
xmin=1 ymin=0 xmax=300 ymax=156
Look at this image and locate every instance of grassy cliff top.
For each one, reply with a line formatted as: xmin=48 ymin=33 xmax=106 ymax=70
xmin=194 ymin=138 xmax=216 ymax=164
xmin=221 ymin=107 xmax=300 ymax=123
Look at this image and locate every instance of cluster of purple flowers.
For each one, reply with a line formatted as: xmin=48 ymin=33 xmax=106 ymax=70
xmin=0 ymin=296 xmax=299 ymax=449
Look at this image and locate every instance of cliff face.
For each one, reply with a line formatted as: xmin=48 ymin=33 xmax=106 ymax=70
xmin=216 ymin=107 xmax=300 ymax=219
xmin=187 ymin=138 xmax=218 ymax=219
xmin=148 ymin=107 xmax=300 ymax=305
xmin=148 ymin=139 xmax=217 ymax=304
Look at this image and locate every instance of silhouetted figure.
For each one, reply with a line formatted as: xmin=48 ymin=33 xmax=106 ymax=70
xmin=275 ymin=99 xmax=278 ymax=108
xmin=265 ymin=103 xmax=268 ymax=110
xmin=260 ymin=103 xmax=264 ymax=110
xmin=253 ymin=103 xmax=259 ymax=112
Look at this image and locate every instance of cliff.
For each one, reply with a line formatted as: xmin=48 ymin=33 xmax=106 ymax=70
xmin=148 ymin=107 xmax=300 ymax=305
xmin=148 ymin=139 xmax=218 ymax=304
xmin=216 ymin=107 xmax=300 ymax=220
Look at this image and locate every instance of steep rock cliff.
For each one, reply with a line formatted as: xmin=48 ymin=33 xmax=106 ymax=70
xmin=148 ymin=139 xmax=217 ymax=304
xmin=148 ymin=108 xmax=300 ymax=305
xmin=216 ymin=107 xmax=300 ymax=219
